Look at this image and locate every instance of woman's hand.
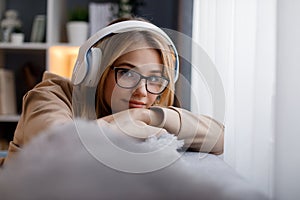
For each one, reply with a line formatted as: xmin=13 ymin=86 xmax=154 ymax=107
xmin=97 ymin=108 xmax=167 ymax=139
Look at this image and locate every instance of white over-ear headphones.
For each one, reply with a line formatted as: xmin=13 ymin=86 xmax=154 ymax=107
xmin=71 ymin=20 xmax=179 ymax=87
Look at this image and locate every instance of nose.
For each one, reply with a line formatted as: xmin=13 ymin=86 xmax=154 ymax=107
xmin=132 ymin=79 xmax=147 ymax=97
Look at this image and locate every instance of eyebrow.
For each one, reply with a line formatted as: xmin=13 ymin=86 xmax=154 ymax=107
xmin=115 ymin=62 xmax=163 ymax=74
xmin=115 ymin=62 xmax=135 ymax=68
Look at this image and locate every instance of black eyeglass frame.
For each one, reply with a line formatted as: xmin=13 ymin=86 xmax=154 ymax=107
xmin=113 ymin=67 xmax=170 ymax=95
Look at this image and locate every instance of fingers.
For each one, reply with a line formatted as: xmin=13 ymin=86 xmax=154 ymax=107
xmin=120 ymin=121 xmax=167 ymax=139
xmin=96 ymin=109 xmax=167 ymax=139
xmin=98 ymin=117 xmax=167 ymax=139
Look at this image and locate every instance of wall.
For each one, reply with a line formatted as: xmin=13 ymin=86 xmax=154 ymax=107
xmin=137 ymin=0 xmax=179 ymax=30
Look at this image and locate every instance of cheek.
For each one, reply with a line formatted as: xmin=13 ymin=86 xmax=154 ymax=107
xmin=104 ymin=74 xmax=131 ymax=109
xmin=146 ymin=94 xmax=158 ymax=107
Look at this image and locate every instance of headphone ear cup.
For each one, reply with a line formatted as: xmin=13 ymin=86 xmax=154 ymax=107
xmin=72 ymin=58 xmax=88 ymax=86
xmin=83 ymin=47 xmax=102 ymax=87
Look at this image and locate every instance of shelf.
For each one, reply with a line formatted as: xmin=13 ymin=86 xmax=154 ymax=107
xmin=0 ymin=42 xmax=48 ymax=50
xmin=0 ymin=115 xmax=20 ymax=122
xmin=0 ymin=42 xmax=80 ymax=51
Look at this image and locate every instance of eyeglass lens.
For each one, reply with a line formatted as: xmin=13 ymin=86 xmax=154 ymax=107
xmin=114 ymin=68 xmax=169 ymax=94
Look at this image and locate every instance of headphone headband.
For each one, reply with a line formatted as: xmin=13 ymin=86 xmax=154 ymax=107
xmin=72 ymin=20 xmax=179 ymax=86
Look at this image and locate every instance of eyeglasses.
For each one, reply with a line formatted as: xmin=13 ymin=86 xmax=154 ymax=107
xmin=113 ymin=67 xmax=169 ymax=94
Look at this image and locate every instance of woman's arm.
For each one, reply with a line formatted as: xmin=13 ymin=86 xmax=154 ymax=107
xmin=149 ymin=106 xmax=224 ymax=155
xmin=100 ymin=106 xmax=224 ymax=154
xmin=5 ymin=72 xmax=73 ymax=164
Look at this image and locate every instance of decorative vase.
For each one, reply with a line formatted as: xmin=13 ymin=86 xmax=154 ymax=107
xmin=66 ymin=21 xmax=89 ymax=46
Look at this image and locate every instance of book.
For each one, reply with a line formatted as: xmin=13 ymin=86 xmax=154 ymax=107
xmin=0 ymin=68 xmax=17 ymax=115
xmin=89 ymin=2 xmax=118 ymax=36
xmin=30 ymin=15 xmax=46 ymax=43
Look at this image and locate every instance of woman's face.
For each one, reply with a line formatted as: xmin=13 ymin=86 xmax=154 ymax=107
xmin=104 ymin=48 xmax=164 ymax=113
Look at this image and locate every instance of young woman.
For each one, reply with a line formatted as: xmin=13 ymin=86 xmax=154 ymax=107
xmin=1 ymin=17 xmax=224 ymax=167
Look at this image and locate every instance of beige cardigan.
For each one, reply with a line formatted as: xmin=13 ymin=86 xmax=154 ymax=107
xmin=1 ymin=72 xmax=224 ymax=166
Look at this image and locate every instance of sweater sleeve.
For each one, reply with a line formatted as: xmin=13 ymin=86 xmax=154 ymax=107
xmin=151 ymin=106 xmax=224 ymax=154
xmin=4 ymin=72 xmax=73 ymax=164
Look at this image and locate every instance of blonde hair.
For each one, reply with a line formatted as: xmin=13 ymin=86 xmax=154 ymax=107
xmin=95 ymin=20 xmax=176 ymax=118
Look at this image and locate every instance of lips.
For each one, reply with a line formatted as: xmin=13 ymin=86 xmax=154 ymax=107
xmin=128 ymin=100 xmax=146 ymax=108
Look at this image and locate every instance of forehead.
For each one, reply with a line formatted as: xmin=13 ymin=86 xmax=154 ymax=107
xmin=114 ymin=48 xmax=163 ymax=69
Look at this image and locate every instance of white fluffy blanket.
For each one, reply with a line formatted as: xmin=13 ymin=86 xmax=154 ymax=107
xmin=0 ymin=119 xmax=267 ymax=200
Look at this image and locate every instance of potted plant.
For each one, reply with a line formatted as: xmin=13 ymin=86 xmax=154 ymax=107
xmin=66 ymin=7 xmax=89 ymax=45
xmin=11 ymin=27 xmax=24 ymax=44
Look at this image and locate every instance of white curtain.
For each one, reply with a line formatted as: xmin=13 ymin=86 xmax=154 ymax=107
xmin=191 ymin=0 xmax=276 ymax=197
xmin=274 ymin=0 xmax=300 ymax=199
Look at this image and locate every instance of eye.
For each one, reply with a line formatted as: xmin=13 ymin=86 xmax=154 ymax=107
xmin=118 ymin=68 xmax=134 ymax=77
xmin=148 ymin=76 xmax=161 ymax=82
